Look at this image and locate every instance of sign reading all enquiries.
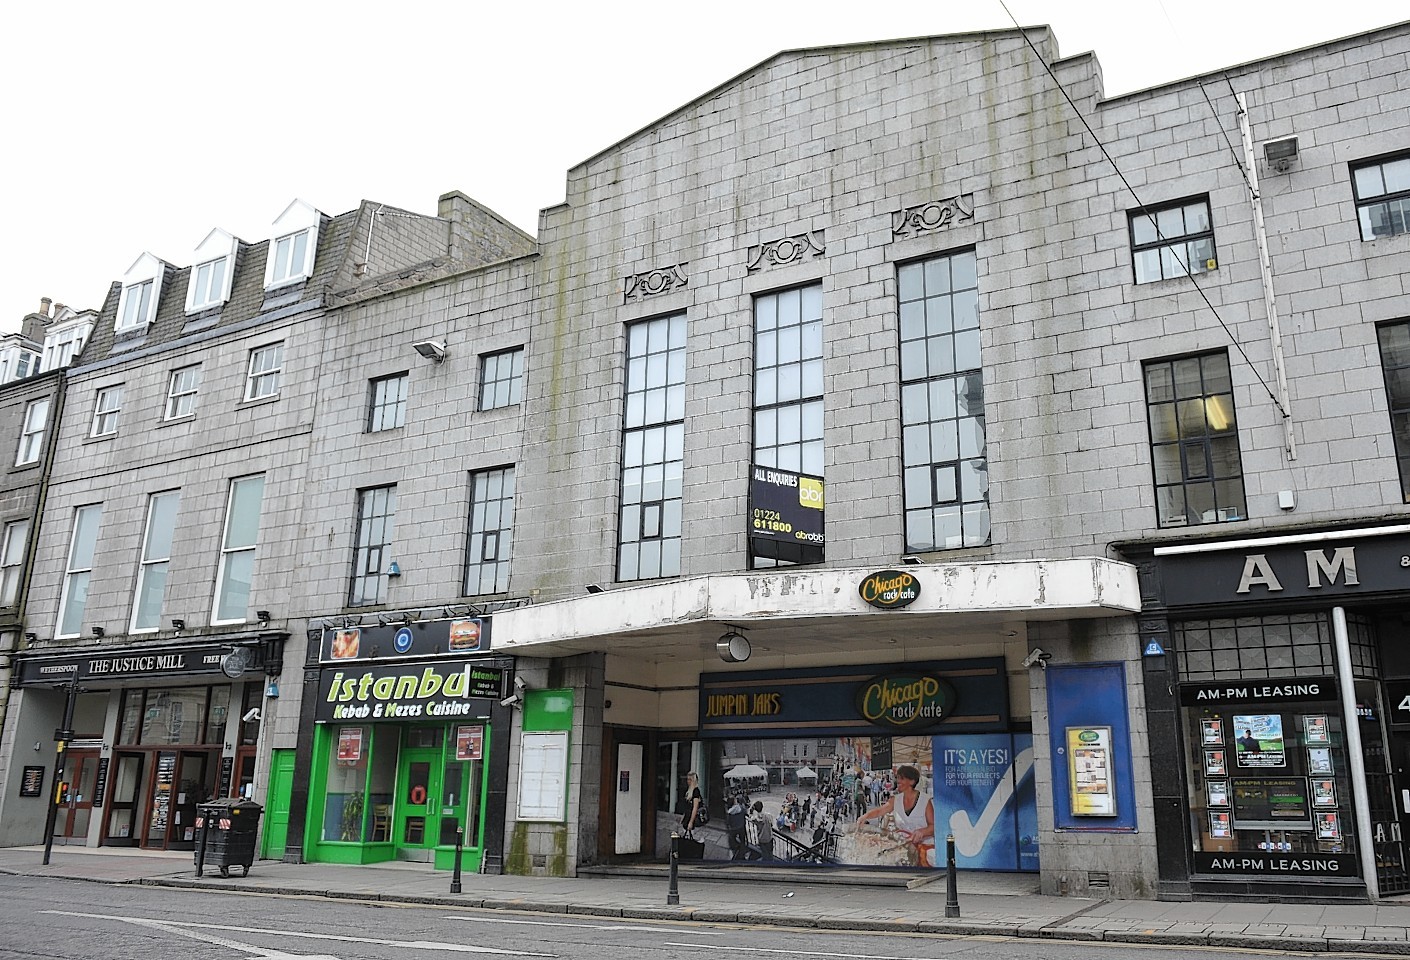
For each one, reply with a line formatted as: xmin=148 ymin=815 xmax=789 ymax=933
xmin=315 ymin=660 xmax=505 ymax=722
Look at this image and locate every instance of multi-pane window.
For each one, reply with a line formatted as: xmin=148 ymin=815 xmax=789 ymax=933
xmin=466 ymin=467 xmax=515 ymax=595
xmin=619 ymin=314 xmax=685 ymax=581
xmin=1353 ymin=153 xmax=1410 ymax=241
xmin=131 ymin=491 xmax=180 ymax=632
xmin=91 ymin=385 xmax=123 ymax=437
xmin=754 ymin=285 xmax=824 ymax=475
xmin=15 ymin=398 xmax=48 ymax=465
xmin=118 ymin=279 xmax=155 ymax=330
xmin=269 ymin=230 xmax=311 ymax=286
xmin=0 ymin=519 xmax=28 ymax=605
xmin=41 ymin=324 xmax=88 ymax=372
xmin=368 ymin=373 xmax=409 ymax=432
xmin=899 ymin=251 xmax=989 ymax=551
xmin=1377 ymin=321 xmax=1410 ymax=501
xmin=57 ymin=504 xmax=103 ymax=638
xmin=479 ymin=348 xmax=525 ymax=411
xmin=245 ymin=343 xmax=283 ymax=401
xmin=166 ymin=366 xmax=201 ymax=420
xmin=1129 ymin=197 xmax=1216 ymax=284
xmin=188 ymin=258 xmax=228 ymax=311
xmin=1144 ymin=351 xmax=1247 ymax=527
xmin=213 ymin=475 xmax=265 ymax=623
xmin=350 ymin=486 xmax=396 ymax=606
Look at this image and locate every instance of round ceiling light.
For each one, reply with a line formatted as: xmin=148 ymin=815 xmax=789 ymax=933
xmin=716 ymin=631 xmax=751 ymax=663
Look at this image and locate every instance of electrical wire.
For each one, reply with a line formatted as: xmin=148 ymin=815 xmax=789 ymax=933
xmin=994 ymin=0 xmax=1288 ymax=419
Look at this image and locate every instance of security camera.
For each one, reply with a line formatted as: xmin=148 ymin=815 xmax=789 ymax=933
xmin=242 ymin=707 xmax=262 ymax=723
xmin=1022 ymin=648 xmax=1052 ymax=669
xmin=513 ymin=676 xmax=527 ymax=693
xmin=499 ymin=693 xmax=522 ymax=709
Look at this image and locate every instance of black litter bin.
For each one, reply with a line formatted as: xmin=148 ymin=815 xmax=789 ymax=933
xmin=195 ymin=799 xmax=264 ymax=878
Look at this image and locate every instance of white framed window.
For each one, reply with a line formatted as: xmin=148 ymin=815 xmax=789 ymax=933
xmin=115 ymin=253 xmax=165 ymax=332
xmin=184 ymin=228 xmax=239 ymax=312
xmin=0 ymin=519 xmax=29 ymax=605
xmin=367 ymin=372 xmax=409 ymax=432
xmin=40 ymin=318 xmax=92 ymax=372
xmin=245 ymin=343 xmax=283 ymax=401
xmin=263 ymin=200 xmax=321 ymax=290
xmin=57 ymin=504 xmax=103 ymax=638
xmin=166 ymin=366 xmax=202 ymax=420
xmin=213 ymin=475 xmax=265 ymax=624
xmin=131 ymin=491 xmax=180 ymax=632
xmin=16 ymin=398 xmax=49 ymax=465
xmin=91 ymin=385 xmax=123 ymax=437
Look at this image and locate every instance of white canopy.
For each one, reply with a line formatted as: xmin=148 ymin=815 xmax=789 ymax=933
xmin=724 ymin=763 xmax=769 ymax=780
xmin=795 ymin=766 xmax=818 ymax=779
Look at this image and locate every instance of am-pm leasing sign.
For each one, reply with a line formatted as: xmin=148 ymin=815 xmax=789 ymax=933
xmin=748 ymin=464 xmax=824 ymax=564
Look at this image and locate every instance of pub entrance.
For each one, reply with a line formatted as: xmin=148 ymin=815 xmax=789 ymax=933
xmin=57 ymin=749 xmax=102 ymax=844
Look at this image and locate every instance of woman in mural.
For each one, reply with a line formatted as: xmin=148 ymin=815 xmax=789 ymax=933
xmin=854 ymin=764 xmax=935 ymax=867
xmin=680 ymin=772 xmax=704 ymax=833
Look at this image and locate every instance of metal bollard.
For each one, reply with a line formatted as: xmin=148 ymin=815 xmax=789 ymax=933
xmin=945 ymin=833 xmax=960 ymax=918
xmin=195 ymin=814 xmax=208 ymax=878
xmin=667 ymin=831 xmax=680 ymax=906
xmin=450 ymin=827 xmax=464 ymax=894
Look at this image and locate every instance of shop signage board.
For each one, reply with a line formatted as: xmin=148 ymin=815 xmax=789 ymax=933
xmin=1157 ymin=530 xmax=1410 ymax=607
xmin=13 ymin=642 xmax=268 ymax=686
xmin=315 ymin=659 xmax=505 ymax=723
xmin=698 ymin=657 xmax=1007 ymax=737
xmin=1178 ymin=677 xmax=1336 ymax=706
xmin=858 ymin=570 xmax=920 ymax=609
xmin=747 ymin=464 xmax=824 ymax=564
xmin=320 ymin=616 xmax=492 ymax=664
xmin=1192 ymin=851 xmax=1359 ymax=877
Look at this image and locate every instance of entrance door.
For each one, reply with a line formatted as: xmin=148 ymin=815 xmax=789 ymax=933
xmin=615 ymin=743 xmax=644 ymax=854
xmin=169 ymin=751 xmax=214 ymax=850
xmin=103 ymin=752 xmax=144 ymax=847
xmin=59 ymin=750 xmax=101 ymax=844
xmin=262 ymin=749 xmax=295 ymax=860
xmin=396 ymin=744 xmax=442 ymax=861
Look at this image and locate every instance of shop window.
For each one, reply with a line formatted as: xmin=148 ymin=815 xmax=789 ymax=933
xmin=205 ymin=685 xmax=230 ymax=746
xmin=137 ymin=688 xmax=208 ymax=745
xmin=322 ymin=725 xmax=395 ymax=843
xmin=1175 ymin=613 xmax=1334 ymax=682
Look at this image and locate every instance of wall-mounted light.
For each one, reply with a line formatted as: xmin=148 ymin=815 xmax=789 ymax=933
xmin=386 ymin=560 xmax=401 ymax=578
xmin=23 ymin=632 xmax=37 ymax=643
xmin=171 ymin=619 xmax=186 ymax=631
xmin=90 ymin=626 xmax=105 ymax=638
xmin=1263 ymin=135 xmax=1299 ymax=172
xmin=900 ymin=556 xmax=926 ymax=566
xmin=585 ymin=584 xmax=605 ymax=594
xmin=256 ymin=610 xmax=272 ymax=624
xmin=412 ymin=340 xmax=448 ymax=363
xmin=717 ymin=628 xmax=752 ymax=663
xmin=266 ymin=680 xmax=280 ymax=698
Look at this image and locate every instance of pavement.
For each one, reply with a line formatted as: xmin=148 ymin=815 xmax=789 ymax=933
xmin=7 ymin=845 xmax=1410 ymax=954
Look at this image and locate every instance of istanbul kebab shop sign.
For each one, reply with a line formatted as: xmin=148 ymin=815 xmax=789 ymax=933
xmin=315 ymin=660 xmax=506 ymax=722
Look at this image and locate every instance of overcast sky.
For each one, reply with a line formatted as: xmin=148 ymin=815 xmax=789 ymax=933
xmin=1 ymin=1 xmax=1404 ymax=334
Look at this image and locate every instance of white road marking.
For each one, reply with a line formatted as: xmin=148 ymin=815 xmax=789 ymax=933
xmin=44 ymin=911 xmax=552 ymax=956
xmin=446 ymin=915 xmax=722 ymax=934
xmin=664 ymin=944 xmax=923 ymax=960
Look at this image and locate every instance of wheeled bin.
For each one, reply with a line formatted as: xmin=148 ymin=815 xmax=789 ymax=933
xmin=195 ymin=799 xmax=264 ymax=877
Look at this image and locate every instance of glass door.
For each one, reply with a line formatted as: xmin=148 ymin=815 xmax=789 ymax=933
xmin=103 ymin=752 xmax=144 ymax=846
xmin=169 ymin=751 xmax=214 ymax=850
xmin=143 ymin=751 xmax=178 ymax=849
xmin=396 ymin=739 xmax=442 ymax=860
xmin=59 ymin=750 xmax=101 ymax=844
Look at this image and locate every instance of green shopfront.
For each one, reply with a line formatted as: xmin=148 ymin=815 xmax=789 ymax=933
xmin=299 ymin=617 xmax=513 ymax=871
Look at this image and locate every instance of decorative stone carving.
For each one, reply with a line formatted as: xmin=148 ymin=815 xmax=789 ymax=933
xmin=624 ymin=264 xmax=688 ymax=302
xmin=747 ymin=232 xmax=825 ymax=273
xmin=892 ymin=195 xmax=976 ymax=237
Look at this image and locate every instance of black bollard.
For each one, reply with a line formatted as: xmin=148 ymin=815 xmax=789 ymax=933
xmin=944 ymin=833 xmax=960 ymax=918
xmin=450 ymin=827 xmax=464 ymax=894
xmin=667 ymin=831 xmax=680 ymax=906
xmin=195 ymin=812 xmax=209 ymax=878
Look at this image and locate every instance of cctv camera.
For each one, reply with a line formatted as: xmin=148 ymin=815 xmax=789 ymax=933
xmin=242 ymin=708 xmax=262 ymax=723
xmin=499 ymin=693 xmax=522 ymax=708
xmin=1022 ymin=648 xmax=1051 ymax=669
xmin=513 ymin=676 xmax=527 ymax=693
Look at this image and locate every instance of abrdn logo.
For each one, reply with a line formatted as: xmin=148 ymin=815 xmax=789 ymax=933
xmin=798 ymin=478 xmax=825 ymax=510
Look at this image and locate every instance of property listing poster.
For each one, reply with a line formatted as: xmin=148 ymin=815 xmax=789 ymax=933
xmin=932 ymin=733 xmax=1038 ymax=872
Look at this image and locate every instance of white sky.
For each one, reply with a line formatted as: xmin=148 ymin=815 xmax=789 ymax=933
xmin=1 ymin=1 xmax=1404 ymax=334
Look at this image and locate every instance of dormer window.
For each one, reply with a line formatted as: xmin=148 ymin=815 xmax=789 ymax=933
xmin=262 ymin=200 xmax=321 ymax=291
xmin=40 ymin=314 xmax=95 ymax=372
xmin=185 ymin=228 xmax=239 ymax=313
xmin=115 ymin=253 xmax=166 ymax=332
